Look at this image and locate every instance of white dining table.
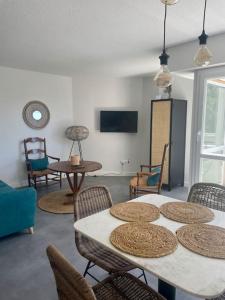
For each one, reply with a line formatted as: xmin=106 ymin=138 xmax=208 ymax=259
xmin=74 ymin=194 xmax=225 ymax=300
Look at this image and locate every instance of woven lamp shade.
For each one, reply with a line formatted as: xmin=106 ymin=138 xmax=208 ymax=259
xmin=160 ymin=0 xmax=179 ymax=4
xmin=65 ymin=126 xmax=89 ymax=141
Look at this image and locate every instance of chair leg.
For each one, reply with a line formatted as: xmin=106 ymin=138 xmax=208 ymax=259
xmin=45 ymin=175 xmax=48 ymax=185
xmin=34 ymin=176 xmax=37 ymax=189
xmin=83 ymin=261 xmax=100 ymax=283
xmin=83 ymin=260 xmax=92 ymax=277
xmin=129 ymin=185 xmax=132 ymax=199
xmin=142 ymin=270 xmax=148 ymax=285
xmin=59 ymin=173 xmax=62 ymax=189
xmin=138 ymin=269 xmax=148 ymax=285
xmin=27 ymin=227 xmax=34 ymax=234
xmin=28 ymin=174 xmax=31 ymax=187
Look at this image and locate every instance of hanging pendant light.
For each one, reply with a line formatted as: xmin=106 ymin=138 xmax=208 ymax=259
xmin=154 ymin=3 xmax=172 ymax=88
xmin=194 ymin=0 xmax=212 ymax=67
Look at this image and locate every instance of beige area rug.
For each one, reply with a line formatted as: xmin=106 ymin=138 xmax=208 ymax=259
xmin=38 ymin=190 xmax=74 ymax=214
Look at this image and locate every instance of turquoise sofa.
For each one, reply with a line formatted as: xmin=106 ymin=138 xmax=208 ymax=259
xmin=0 ymin=180 xmax=37 ymax=238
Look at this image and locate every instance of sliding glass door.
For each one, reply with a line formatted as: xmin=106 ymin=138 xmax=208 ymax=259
xmin=190 ymin=66 xmax=225 ymax=186
xmin=200 ymin=79 xmax=225 ymax=184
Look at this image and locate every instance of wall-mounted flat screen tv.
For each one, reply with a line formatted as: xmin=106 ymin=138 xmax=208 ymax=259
xmin=100 ymin=111 xmax=138 ymax=133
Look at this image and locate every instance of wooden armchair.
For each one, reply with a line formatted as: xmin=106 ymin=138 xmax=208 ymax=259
xmin=24 ymin=137 xmax=62 ymax=189
xmin=129 ymin=144 xmax=169 ymax=198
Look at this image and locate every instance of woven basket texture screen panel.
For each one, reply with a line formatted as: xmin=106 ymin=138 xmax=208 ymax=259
xmin=151 ymin=101 xmax=170 ymax=184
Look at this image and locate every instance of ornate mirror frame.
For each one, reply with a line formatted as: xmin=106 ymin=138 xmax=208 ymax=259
xmin=22 ymin=101 xmax=50 ymax=129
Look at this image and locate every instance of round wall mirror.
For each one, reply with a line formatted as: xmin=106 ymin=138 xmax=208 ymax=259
xmin=32 ymin=110 xmax=42 ymax=121
xmin=23 ymin=101 xmax=50 ymax=129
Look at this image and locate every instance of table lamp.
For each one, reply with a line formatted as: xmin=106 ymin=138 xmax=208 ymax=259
xmin=65 ymin=126 xmax=89 ymax=161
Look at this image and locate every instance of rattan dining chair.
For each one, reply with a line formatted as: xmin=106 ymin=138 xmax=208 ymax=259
xmin=74 ymin=185 xmax=147 ymax=284
xmin=188 ymin=182 xmax=225 ymax=300
xmin=46 ymin=244 xmax=165 ymax=300
xmin=187 ymin=182 xmax=225 ymax=212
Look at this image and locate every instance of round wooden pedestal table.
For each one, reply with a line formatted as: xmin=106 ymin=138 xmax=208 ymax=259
xmin=48 ymin=161 xmax=102 ymax=204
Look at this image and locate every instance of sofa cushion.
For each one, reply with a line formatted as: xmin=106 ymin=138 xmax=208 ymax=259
xmin=28 ymin=157 xmax=49 ymax=171
xmin=0 ymin=187 xmax=36 ymax=238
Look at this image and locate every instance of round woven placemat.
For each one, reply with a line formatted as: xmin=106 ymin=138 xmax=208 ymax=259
xmin=160 ymin=202 xmax=214 ymax=224
xmin=110 ymin=222 xmax=178 ymax=258
xmin=177 ymin=224 xmax=225 ymax=259
xmin=38 ymin=190 xmax=73 ymax=214
xmin=110 ymin=202 xmax=160 ymax=222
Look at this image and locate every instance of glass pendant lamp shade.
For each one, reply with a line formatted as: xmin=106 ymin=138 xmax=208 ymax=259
xmin=194 ymin=44 xmax=212 ymax=67
xmin=160 ymin=0 xmax=179 ymax=5
xmin=154 ymin=51 xmax=172 ymax=87
xmin=154 ymin=64 xmax=172 ymax=88
xmin=194 ymin=0 xmax=212 ymax=67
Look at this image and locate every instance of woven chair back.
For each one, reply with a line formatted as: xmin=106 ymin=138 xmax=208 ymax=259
xmin=46 ymin=245 xmax=96 ymax=300
xmin=188 ymin=182 xmax=225 ymax=212
xmin=74 ymin=185 xmax=113 ymax=221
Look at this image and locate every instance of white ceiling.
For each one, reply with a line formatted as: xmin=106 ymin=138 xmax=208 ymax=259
xmin=0 ymin=0 xmax=225 ymax=76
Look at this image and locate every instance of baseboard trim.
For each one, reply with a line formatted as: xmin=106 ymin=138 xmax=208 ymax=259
xmin=9 ymin=171 xmax=136 ymax=187
xmin=86 ymin=170 xmax=136 ymax=176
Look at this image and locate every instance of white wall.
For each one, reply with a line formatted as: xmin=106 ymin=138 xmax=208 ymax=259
xmin=169 ymin=33 xmax=225 ymax=72
xmin=0 ymin=66 xmax=73 ymax=186
xmin=142 ymin=73 xmax=194 ymax=186
xmin=0 ymin=66 xmax=193 ymax=186
xmin=72 ymin=75 xmax=147 ymax=175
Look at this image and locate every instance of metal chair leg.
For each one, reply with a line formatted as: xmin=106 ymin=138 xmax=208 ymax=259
xmin=83 ymin=260 xmax=92 ymax=277
xmin=83 ymin=260 xmax=100 ymax=282
xmin=138 ymin=269 xmax=148 ymax=285
xmin=142 ymin=270 xmax=148 ymax=285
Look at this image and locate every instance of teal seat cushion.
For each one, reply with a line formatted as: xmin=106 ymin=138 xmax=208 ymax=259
xmin=28 ymin=157 xmax=49 ymax=171
xmin=147 ymin=167 xmax=161 ymax=186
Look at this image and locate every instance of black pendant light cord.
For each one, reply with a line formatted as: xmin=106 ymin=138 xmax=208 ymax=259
xmin=198 ymin=0 xmax=208 ymax=45
xmin=159 ymin=3 xmax=169 ymax=65
xmin=163 ymin=3 xmax=167 ymax=52
xmin=203 ymin=0 xmax=207 ymax=32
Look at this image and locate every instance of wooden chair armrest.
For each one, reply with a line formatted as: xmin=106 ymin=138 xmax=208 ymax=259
xmin=137 ymin=171 xmax=156 ymax=177
xmin=47 ymin=155 xmax=60 ymax=161
xmin=140 ymin=164 xmax=161 ymax=171
xmin=140 ymin=164 xmax=152 ymax=168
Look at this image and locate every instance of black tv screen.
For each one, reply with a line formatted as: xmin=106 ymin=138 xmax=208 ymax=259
xmin=100 ymin=111 xmax=138 ymax=133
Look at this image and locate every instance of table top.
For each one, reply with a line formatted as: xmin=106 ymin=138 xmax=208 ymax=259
xmin=48 ymin=160 xmax=102 ymax=174
xmin=74 ymin=194 xmax=225 ymax=299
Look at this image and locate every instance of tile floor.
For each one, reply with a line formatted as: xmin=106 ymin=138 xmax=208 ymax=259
xmin=0 ymin=176 xmax=201 ymax=300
